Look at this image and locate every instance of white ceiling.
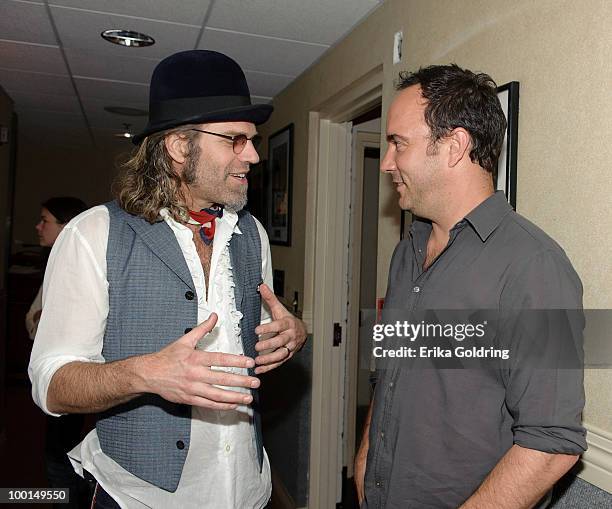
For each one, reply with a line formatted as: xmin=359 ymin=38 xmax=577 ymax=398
xmin=0 ymin=0 xmax=383 ymax=151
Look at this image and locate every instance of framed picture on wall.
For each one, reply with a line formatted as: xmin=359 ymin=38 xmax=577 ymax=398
xmin=246 ymin=160 xmax=268 ymax=228
xmin=267 ymin=124 xmax=294 ymax=246
xmin=400 ymin=210 xmax=411 ymax=241
xmin=496 ymin=81 xmax=520 ymax=209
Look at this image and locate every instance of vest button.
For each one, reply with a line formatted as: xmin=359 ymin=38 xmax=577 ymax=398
xmin=184 ymin=290 xmax=195 ymax=300
xmin=184 ymin=327 xmax=193 ymax=334
xmin=176 ymin=440 xmax=185 ymax=450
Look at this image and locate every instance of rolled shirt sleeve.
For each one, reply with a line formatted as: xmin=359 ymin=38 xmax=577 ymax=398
xmin=500 ymin=248 xmax=587 ymax=455
xmin=28 ymin=207 xmax=110 ymax=416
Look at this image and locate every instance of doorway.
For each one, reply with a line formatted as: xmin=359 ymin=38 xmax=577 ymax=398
xmin=341 ymin=121 xmax=380 ymax=508
xmin=303 ymin=64 xmax=383 ymax=508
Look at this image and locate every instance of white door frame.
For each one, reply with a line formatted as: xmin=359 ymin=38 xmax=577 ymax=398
xmin=343 ymin=131 xmax=380 ymax=479
xmin=302 ymin=65 xmax=383 ymax=508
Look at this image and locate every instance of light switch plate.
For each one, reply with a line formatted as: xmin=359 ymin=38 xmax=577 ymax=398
xmin=393 ymin=31 xmax=403 ymax=64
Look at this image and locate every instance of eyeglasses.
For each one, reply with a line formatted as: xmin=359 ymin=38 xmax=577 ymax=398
xmin=190 ymin=129 xmax=256 ymax=154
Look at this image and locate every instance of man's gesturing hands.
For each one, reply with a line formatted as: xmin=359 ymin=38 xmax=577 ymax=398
xmin=254 ymin=283 xmax=307 ymax=374
xmin=140 ymin=285 xmax=307 ymax=409
xmin=141 ymin=313 xmax=260 ymax=410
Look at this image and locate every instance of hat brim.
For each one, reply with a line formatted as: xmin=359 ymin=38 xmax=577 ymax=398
xmin=132 ymin=103 xmax=273 ymax=145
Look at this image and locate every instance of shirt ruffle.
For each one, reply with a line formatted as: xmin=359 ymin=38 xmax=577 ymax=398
xmin=214 ymin=234 xmax=244 ymax=346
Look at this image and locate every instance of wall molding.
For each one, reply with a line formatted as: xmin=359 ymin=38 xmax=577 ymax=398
xmin=579 ymin=422 xmax=612 ymax=493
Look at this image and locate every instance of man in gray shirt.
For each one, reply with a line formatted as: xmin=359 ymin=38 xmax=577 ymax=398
xmin=355 ymin=65 xmax=586 ymax=508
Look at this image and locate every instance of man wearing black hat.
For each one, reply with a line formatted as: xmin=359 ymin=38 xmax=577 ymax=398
xmin=29 ymin=50 xmax=306 ymax=508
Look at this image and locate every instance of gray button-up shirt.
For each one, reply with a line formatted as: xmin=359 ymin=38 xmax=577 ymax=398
xmin=364 ymin=192 xmax=587 ymax=508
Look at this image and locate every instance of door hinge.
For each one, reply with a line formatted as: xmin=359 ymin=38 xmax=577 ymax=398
xmin=333 ymin=322 xmax=342 ymax=347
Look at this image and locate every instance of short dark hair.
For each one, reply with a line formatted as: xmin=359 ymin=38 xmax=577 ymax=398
xmin=396 ymin=64 xmax=506 ymax=174
xmin=42 ymin=197 xmax=88 ymax=224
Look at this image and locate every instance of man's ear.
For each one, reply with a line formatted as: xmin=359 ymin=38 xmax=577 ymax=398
xmin=447 ymin=128 xmax=471 ymax=168
xmin=165 ymin=133 xmax=189 ymax=165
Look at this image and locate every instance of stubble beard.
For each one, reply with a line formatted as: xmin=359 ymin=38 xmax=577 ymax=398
xmin=223 ymin=180 xmax=248 ymax=212
xmin=401 ymin=152 xmax=440 ymax=217
xmin=183 ymin=148 xmax=248 ymax=212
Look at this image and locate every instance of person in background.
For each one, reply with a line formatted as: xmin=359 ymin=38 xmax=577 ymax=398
xmin=26 ymin=197 xmax=88 ymax=340
xmin=26 ymin=196 xmax=89 ymax=507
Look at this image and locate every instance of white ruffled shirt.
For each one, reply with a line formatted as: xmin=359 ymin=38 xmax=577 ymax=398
xmin=28 ymin=205 xmax=273 ymax=509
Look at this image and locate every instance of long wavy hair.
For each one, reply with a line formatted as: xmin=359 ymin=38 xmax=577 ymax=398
xmin=114 ymin=125 xmax=200 ymax=223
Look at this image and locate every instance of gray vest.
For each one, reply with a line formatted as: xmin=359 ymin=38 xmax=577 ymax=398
xmin=98 ymin=201 xmax=263 ymax=492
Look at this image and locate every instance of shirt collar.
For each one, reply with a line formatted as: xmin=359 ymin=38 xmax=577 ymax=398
xmin=464 ymin=191 xmax=513 ymax=242
xmin=408 ymin=191 xmax=512 ymax=242
xmin=409 ymin=216 xmax=432 ymax=238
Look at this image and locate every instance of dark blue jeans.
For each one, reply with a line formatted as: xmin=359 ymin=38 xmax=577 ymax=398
xmin=45 ymin=414 xmax=91 ymax=508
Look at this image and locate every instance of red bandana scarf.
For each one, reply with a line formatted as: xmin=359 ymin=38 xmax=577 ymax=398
xmin=188 ymin=207 xmax=223 ymax=245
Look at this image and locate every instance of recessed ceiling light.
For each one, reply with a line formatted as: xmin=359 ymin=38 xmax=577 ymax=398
xmin=104 ymin=106 xmax=148 ymax=117
xmin=101 ymin=29 xmax=155 ymax=47
xmin=113 ymin=123 xmax=134 ymax=139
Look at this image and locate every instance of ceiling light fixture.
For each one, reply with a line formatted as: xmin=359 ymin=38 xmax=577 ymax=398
xmin=114 ymin=123 xmax=134 ymax=139
xmin=101 ymin=29 xmax=155 ymax=47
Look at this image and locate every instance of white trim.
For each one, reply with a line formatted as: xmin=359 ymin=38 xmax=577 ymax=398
xmin=301 ymin=111 xmax=320 ymax=335
xmin=580 ymin=422 xmax=612 ymax=493
xmin=306 ymin=119 xmax=351 ymax=507
xmin=343 ymin=131 xmax=380 ymax=479
xmin=304 ymin=65 xmax=383 ymax=509
xmin=318 ymin=65 xmax=383 ymax=123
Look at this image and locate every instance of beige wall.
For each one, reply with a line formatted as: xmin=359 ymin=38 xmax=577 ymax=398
xmin=260 ymin=0 xmax=612 ymax=432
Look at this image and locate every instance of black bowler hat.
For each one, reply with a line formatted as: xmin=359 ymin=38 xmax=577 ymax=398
xmin=133 ymin=50 xmax=273 ymax=144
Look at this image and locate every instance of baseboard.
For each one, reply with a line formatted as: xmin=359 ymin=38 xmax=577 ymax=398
xmin=579 ymin=422 xmax=612 ymax=493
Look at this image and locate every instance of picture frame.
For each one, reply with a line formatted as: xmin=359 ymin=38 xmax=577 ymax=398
xmin=246 ymin=159 xmax=268 ymax=228
xmin=496 ymin=81 xmax=520 ymax=209
xmin=267 ymin=124 xmax=294 ymax=246
xmin=400 ymin=210 xmax=410 ymax=241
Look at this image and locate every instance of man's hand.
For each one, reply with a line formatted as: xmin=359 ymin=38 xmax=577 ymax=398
xmin=355 ymin=437 xmax=369 ymax=504
xmin=355 ymin=399 xmax=373 ymax=504
xmin=254 ymin=284 xmax=307 ymax=374
xmin=141 ymin=313 xmax=261 ymax=410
